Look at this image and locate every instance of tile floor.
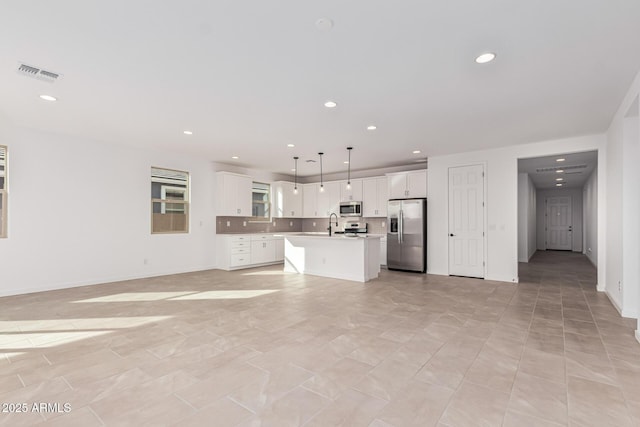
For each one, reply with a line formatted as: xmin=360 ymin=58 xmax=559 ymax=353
xmin=1 ymin=251 xmax=639 ymax=426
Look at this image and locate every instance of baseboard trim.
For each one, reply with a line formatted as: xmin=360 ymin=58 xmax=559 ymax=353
xmin=605 ymin=290 xmax=623 ymax=316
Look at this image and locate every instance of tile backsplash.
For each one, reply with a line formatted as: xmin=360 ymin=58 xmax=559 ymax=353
xmin=216 ymin=217 xmax=303 ymax=233
xmin=216 ymin=216 xmax=387 ymax=234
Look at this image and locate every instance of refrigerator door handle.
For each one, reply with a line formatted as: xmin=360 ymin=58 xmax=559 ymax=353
xmin=399 ymin=209 xmax=403 ymax=244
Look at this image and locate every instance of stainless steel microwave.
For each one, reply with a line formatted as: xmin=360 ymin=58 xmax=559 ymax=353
xmin=339 ymin=201 xmax=362 ymax=217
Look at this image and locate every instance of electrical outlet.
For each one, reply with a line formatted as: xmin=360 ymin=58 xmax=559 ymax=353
xmin=289 ymin=221 xmax=293 ymax=227
xmin=381 ymin=221 xmax=386 ymax=227
xmin=619 ymin=281 xmax=622 ymax=292
xmin=143 ymin=258 xmax=149 ymax=265
xmin=273 ymin=220 xmax=276 ymax=226
xmin=226 ymin=221 xmax=230 ymax=227
xmin=243 ymin=221 xmax=247 ymax=227
xmin=313 ymin=222 xmax=316 ymax=227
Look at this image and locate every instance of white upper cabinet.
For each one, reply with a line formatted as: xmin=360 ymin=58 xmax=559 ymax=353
xmin=272 ymin=181 xmax=303 ymax=218
xmin=362 ymin=177 xmax=388 ymax=217
xmin=339 ymin=179 xmax=363 ymax=202
xmin=317 ymin=181 xmax=340 ymax=217
xmin=303 ymin=183 xmax=319 ymax=218
xmin=387 ymin=170 xmax=427 ymax=199
xmin=216 ymin=172 xmax=252 ymax=216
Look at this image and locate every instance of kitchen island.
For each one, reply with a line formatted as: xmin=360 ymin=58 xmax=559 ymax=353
xmin=284 ymin=234 xmax=381 ymax=282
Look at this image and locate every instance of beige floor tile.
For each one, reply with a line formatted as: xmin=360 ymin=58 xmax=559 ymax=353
xmin=503 ymin=410 xmax=565 ymax=427
xmin=34 ymin=406 xmax=102 ymax=427
xmin=440 ymin=381 xmax=510 ymax=427
xmin=0 ymin=251 xmax=635 ymax=426
xmin=302 ymin=357 xmax=373 ymax=400
xmin=305 ymin=388 xmax=388 ymax=427
xmin=518 ymin=347 xmax=566 ymax=384
xmin=567 ymin=375 xmax=633 ymax=426
xmin=508 ymin=371 xmax=568 ymax=424
xmin=465 ymin=347 xmax=519 ymax=393
xmin=353 ymin=358 xmax=419 ymax=401
xmin=172 ymin=396 xmax=253 ymax=427
xmin=375 ymin=380 xmax=454 ymax=427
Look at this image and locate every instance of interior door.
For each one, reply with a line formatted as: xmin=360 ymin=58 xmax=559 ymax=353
xmin=448 ymin=165 xmax=485 ymax=278
xmin=546 ymin=196 xmax=572 ymax=250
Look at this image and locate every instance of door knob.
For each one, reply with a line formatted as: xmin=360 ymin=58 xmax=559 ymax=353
xmin=449 ymin=233 xmax=455 ymax=237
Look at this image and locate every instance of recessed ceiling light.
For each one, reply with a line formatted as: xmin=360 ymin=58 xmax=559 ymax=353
xmin=556 ymin=169 xmax=564 ymax=173
xmin=343 ymin=161 xmax=349 ymax=164
xmin=556 ymin=183 xmax=563 ymax=187
xmin=556 ymin=158 xmax=566 ymax=162
xmin=287 ymin=144 xmax=295 ymax=148
xmin=367 ymin=125 xmax=377 ymax=131
xmin=231 ymin=156 xmax=239 ymax=159
xmin=324 ymin=101 xmax=337 ymax=108
xmin=39 ymin=94 xmax=57 ymax=101
xmin=315 ymin=18 xmax=334 ymax=32
xmin=291 ymin=168 xmax=296 ymax=172
xmin=412 ymin=150 xmax=421 ymax=154
xmin=183 ymin=130 xmax=193 ymax=135
xmin=556 ymin=178 xmax=564 ymax=181
xmin=475 ymin=52 xmax=496 ymax=64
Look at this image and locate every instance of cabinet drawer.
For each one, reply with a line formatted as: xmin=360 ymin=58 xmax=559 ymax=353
xmin=232 ymin=241 xmax=250 ymax=249
xmin=230 ymin=253 xmax=251 ymax=267
xmin=231 ymin=247 xmax=250 ymax=255
xmin=231 ymin=236 xmax=250 ymax=243
xmin=250 ymin=235 xmax=272 ymax=241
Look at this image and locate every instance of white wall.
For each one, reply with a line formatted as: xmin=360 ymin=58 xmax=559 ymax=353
xmin=517 ymin=173 xmax=536 ymax=262
xmin=0 ymin=123 xmax=218 ymax=297
xmin=605 ymin=69 xmax=640 ymax=319
xmin=583 ymin=169 xmax=598 ymax=267
xmin=536 ymin=188 xmax=583 ymax=252
xmin=427 ymin=134 xmax=605 ymax=284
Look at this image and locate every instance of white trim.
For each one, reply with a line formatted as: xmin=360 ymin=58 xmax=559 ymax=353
xmin=605 ymin=289 xmax=623 ymax=315
xmin=635 ymin=330 xmax=640 ymax=345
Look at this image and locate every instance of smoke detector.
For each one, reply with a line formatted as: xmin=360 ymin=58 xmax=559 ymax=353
xmin=17 ymin=63 xmax=62 ymax=83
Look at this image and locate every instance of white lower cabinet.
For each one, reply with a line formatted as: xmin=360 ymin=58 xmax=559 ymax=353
xmin=380 ymin=237 xmax=387 ymax=266
xmin=217 ymin=234 xmax=284 ymax=270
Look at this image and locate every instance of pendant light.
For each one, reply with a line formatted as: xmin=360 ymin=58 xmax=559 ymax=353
xmin=293 ymin=156 xmax=299 ymax=194
xmin=318 ymin=152 xmax=325 ymax=192
xmin=346 ymin=147 xmax=353 ymax=190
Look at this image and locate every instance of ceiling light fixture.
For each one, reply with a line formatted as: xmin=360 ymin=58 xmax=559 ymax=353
xmin=183 ymin=130 xmax=193 ymax=135
xmin=324 ymin=101 xmax=337 ymax=108
xmin=287 ymin=144 xmax=295 ymax=148
xmin=318 ymin=152 xmax=325 ymax=192
xmin=231 ymin=156 xmax=239 ymax=160
xmin=556 ymin=169 xmax=564 ymax=173
xmin=367 ymin=125 xmax=377 ymax=131
xmin=413 ymin=150 xmax=421 ymax=154
xmin=556 ymin=178 xmax=564 ymax=182
xmin=556 ymin=183 xmax=563 ymax=187
xmin=346 ymin=147 xmax=353 ymax=190
xmin=39 ymin=94 xmax=57 ymax=101
xmin=475 ymin=52 xmax=496 ymax=64
xmin=293 ymin=156 xmax=299 ymax=194
xmin=556 ymin=158 xmax=566 ymax=162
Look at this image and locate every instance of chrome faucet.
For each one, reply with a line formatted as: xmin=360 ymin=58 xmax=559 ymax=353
xmin=328 ymin=213 xmax=339 ymax=236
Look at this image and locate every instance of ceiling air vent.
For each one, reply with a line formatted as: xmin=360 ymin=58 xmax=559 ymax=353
xmin=17 ymin=62 xmax=62 ymax=83
xmin=535 ymin=164 xmax=587 ymax=173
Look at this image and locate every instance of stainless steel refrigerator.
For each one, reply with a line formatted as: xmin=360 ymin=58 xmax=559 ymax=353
xmin=387 ymin=198 xmax=427 ymax=273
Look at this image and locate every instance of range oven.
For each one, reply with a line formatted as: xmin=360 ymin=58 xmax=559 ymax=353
xmin=339 ymin=201 xmax=362 ymax=217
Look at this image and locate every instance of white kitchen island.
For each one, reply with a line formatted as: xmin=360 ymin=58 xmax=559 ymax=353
xmin=283 ymin=234 xmax=381 ymax=282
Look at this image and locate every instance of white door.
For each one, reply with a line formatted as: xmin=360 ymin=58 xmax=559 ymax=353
xmin=546 ymin=196 xmax=572 ymax=250
xmin=448 ymin=165 xmax=485 ymax=278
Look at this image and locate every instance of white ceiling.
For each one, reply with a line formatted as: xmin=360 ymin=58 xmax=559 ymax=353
xmin=1 ymin=1 xmax=639 ymax=176
xmin=518 ymin=151 xmax=597 ymax=189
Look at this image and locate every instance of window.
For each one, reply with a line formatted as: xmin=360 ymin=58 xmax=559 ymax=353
xmin=0 ymin=146 xmax=6 ymax=238
xmin=251 ymin=182 xmax=270 ymax=220
xmin=151 ymin=167 xmax=189 ymax=233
